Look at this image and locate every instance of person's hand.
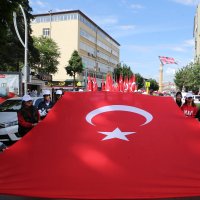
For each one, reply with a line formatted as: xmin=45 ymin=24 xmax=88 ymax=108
xmin=39 ymin=109 xmax=47 ymax=116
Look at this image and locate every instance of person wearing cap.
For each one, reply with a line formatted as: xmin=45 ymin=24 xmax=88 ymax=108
xmin=17 ymin=95 xmax=40 ymax=137
xmin=181 ymin=93 xmax=198 ymax=118
xmin=38 ymin=90 xmax=54 ymax=120
xmin=54 ymin=90 xmax=63 ymax=104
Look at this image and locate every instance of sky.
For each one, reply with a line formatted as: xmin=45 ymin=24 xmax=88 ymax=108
xmin=30 ymin=0 xmax=200 ymax=83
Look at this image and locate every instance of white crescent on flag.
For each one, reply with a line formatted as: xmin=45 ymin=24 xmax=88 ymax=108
xmin=86 ymin=105 xmax=153 ymax=126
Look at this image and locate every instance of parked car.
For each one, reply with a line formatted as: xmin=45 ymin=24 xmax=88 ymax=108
xmin=0 ymin=97 xmax=43 ymax=145
xmin=193 ymin=95 xmax=200 ymax=103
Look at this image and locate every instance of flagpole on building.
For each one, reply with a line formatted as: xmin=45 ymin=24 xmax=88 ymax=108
xmin=159 ymin=63 xmax=163 ymax=92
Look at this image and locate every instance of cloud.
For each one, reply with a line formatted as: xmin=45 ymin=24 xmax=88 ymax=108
xmin=117 ymin=25 xmax=136 ymax=31
xmin=172 ymin=0 xmax=200 ymax=5
xmin=93 ymin=15 xmax=118 ymax=27
xmin=120 ymin=0 xmax=144 ymax=14
xmin=171 ymin=47 xmax=186 ymax=52
xmin=54 ymin=8 xmax=72 ymax=12
xmin=169 ymin=39 xmax=194 ymax=52
xmin=122 ymin=41 xmax=193 ymax=54
xmin=30 ymin=0 xmax=50 ymax=13
xmin=122 ymin=44 xmax=151 ymax=53
xmin=130 ymin=4 xmax=144 ymax=9
xmin=165 ymin=67 xmax=176 ymax=75
xmin=33 ymin=0 xmax=48 ymax=8
xmin=183 ymin=39 xmax=194 ymax=47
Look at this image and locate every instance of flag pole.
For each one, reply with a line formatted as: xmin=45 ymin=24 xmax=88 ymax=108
xmin=159 ymin=63 xmax=163 ymax=92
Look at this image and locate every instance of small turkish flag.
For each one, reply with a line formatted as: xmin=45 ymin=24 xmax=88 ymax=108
xmin=87 ymin=75 xmax=93 ymax=91
xmin=105 ymin=73 xmax=113 ymax=91
xmin=118 ymin=74 xmax=124 ymax=92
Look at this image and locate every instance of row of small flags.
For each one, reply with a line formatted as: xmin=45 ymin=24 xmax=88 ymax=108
xmin=87 ymin=73 xmax=137 ymax=92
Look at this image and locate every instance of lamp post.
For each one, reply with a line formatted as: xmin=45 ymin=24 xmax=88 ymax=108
xmin=13 ymin=4 xmax=28 ymax=95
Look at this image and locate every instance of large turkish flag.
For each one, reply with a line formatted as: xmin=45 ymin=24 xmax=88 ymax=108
xmin=0 ymin=92 xmax=200 ymax=199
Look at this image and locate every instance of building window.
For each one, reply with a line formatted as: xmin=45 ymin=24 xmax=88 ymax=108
xmin=43 ymin=28 xmax=50 ymax=36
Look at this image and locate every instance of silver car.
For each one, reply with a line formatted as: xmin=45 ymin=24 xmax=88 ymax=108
xmin=0 ymin=97 xmax=43 ymax=145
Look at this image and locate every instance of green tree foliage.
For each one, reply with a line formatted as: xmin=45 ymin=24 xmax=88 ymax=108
xmin=148 ymin=78 xmax=159 ymax=91
xmin=174 ymin=62 xmax=200 ymax=92
xmin=32 ymin=36 xmax=60 ymax=74
xmin=65 ymin=50 xmax=84 ymax=90
xmin=135 ymin=73 xmax=144 ymax=89
xmin=0 ymin=0 xmax=38 ymax=72
xmin=114 ymin=64 xmax=145 ymax=89
xmin=114 ymin=63 xmax=133 ymax=80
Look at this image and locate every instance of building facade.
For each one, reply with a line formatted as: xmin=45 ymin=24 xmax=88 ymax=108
xmin=194 ymin=5 xmax=200 ymax=63
xmin=31 ymin=10 xmax=120 ymax=87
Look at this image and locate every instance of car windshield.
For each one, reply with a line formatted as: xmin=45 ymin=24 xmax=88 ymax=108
xmin=0 ymin=99 xmax=22 ymax=112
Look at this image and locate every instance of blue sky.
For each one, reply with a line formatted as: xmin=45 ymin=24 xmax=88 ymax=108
xmin=30 ymin=0 xmax=199 ymax=82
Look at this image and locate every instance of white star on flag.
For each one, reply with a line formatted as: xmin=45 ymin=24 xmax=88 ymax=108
xmin=99 ymin=128 xmax=135 ymax=141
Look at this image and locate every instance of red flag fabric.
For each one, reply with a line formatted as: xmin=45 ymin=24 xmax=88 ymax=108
xmin=159 ymin=56 xmax=177 ymax=65
xmin=105 ymin=73 xmax=113 ymax=91
xmin=93 ymin=77 xmax=98 ymax=92
xmin=0 ymin=92 xmax=200 ymax=199
xmin=123 ymin=76 xmax=129 ymax=92
xmin=0 ymin=97 xmax=6 ymax=103
xmin=87 ymin=75 xmax=93 ymax=91
xmin=112 ymin=82 xmax=119 ymax=92
xmin=129 ymin=75 xmax=136 ymax=92
xmin=135 ymin=84 xmax=138 ymax=91
xmin=118 ymin=74 xmax=124 ymax=92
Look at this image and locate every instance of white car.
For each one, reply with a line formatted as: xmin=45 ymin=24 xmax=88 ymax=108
xmin=0 ymin=97 xmax=43 ymax=145
xmin=193 ymin=95 xmax=200 ymax=103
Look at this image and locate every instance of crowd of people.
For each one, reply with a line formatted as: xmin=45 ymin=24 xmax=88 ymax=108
xmin=175 ymin=91 xmax=200 ymax=121
xmin=0 ymin=89 xmax=63 ymax=152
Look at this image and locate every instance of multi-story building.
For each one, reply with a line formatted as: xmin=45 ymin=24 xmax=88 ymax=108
xmin=31 ymin=10 xmax=120 ymax=88
xmin=194 ymin=5 xmax=200 ymax=63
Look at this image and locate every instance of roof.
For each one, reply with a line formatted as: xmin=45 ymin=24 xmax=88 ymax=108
xmin=33 ymin=10 xmax=120 ymax=46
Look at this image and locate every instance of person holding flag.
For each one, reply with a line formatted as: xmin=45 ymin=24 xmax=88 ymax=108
xmin=38 ymin=90 xmax=54 ymax=120
xmin=17 ymin=95 xmax=40 ymax=137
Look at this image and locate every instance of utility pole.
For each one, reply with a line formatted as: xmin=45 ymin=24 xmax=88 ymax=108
xmin=13 ymin=5 xmax=28 ymax=95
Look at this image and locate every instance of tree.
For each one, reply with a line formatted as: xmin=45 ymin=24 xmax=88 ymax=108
xmin=32 ymin=36 xmax=60 ymax=74
xmin=189 ymin=63 xmax=200 ymax=92
xmin=114 ymin=63 xmax=133 ymax=80
xmin=0 ymin=0 xmax=38 ymax=72
xmin=148 ymin=78 xmax=159 ymax=91
xmin=174 ymin=62 xmax=200 ymax=93
xmin=65 ymin=50 xmax=84 ymax=90
xmin=135 ymin=73 xmax=144 ymax=89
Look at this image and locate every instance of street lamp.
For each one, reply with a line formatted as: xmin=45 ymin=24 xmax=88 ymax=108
xmin=13 ymin=5 xmax=28 ymax=95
